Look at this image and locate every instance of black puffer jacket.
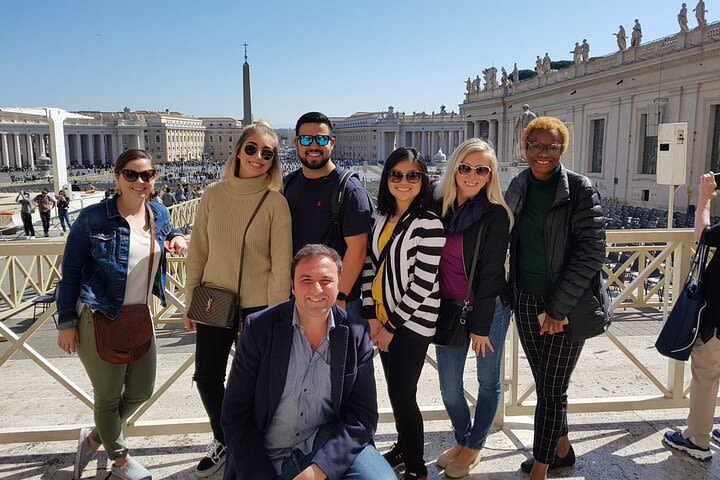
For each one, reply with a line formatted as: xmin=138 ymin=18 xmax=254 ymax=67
xmin=505 ymin=166 xmax=610 ymax=342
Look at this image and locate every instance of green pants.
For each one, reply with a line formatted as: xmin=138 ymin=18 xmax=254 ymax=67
xmin=77 ymin=306 xmax=156 ymax=460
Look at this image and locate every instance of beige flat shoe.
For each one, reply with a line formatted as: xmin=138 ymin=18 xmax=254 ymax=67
xmin=437 ymin=444 xmax=464 ymax=469
xmin=444 ymin=448 xmax=481 ymax=478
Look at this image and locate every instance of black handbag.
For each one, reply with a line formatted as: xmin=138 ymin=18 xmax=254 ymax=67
xmin=655 ymin=230 xmax=711 ymax=361
xmin=434 ymin=221 xmax=485 ymax=346
xmin=187 ymin=191 xmax=269 ymax=329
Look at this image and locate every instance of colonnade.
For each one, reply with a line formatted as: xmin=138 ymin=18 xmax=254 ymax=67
xmin=465 ymin=119 xmax=500 ymax=149
xmin=380 ymin=128 xmax=464 ymax=163
xmin=0 ymin=131 xmax=143 ymax=168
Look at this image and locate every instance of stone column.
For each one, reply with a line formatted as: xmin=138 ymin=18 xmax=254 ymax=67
xmin=442 ymin=131 xmax=449 ymax=153
xmin=36 ymin=134 xmax=45 ymax=157
xmin=14 ymin=134 xmax=22 ymax=167
xmin=65 ymin=134 xmax=71 ymax=163
xmin=99 ymin=134 xmax=107 ymax=164
xmin=25 ymin=134 xmax=35 ymax=169
xmin=489 ymin=120 xmax=498 ymax=148
xmin=74 ymin=134 xmax=82 ymax=164
xmin=88 ymin=134 xmax=96 ymax=165
xmin=475 ymin=121 xmax=482 ymax=139
xmin=466 ymin=121 xmax=474 ymax=139
xmin=1 ymin=134 xmax=9 ymax=168
xmin=115 ymin=134 xmax=124 ymax=159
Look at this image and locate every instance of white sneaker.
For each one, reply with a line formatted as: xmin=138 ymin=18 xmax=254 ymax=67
xmin=110 ymin=458 xmax=151 ymax=480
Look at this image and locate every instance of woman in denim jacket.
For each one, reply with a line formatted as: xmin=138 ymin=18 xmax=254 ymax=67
xmin=56 ymin=149 xmax=187 ymax=480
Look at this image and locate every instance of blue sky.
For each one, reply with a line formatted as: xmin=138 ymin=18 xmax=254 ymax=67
xmin=0 ymin=1 xmax=698 ymax=127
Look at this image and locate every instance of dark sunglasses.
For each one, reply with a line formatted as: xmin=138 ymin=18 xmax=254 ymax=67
xmin=457 ymin=163 xmax=491 ymax=178
xmin=388 ymin=169 xmax=425 ymax=184
xmin=120 ymin=169 xmax=156 ymax=182
xmin=297 ymin=135 xmax=332 ymax=147
xmin=244 ymin=144 xmax=275 ymax=161
xmin=526 ymin=141 xmax=563 ymax=155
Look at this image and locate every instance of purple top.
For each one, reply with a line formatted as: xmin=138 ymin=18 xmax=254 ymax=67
xmin=439 ymin=233 xmax=474 ymax=302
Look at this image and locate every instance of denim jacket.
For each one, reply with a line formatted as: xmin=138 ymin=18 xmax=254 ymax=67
xmin=56 ymin=196 xmax=182 ymax=330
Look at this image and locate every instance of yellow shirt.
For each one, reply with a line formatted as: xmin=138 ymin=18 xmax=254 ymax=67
xmin=371 ymin=221 xmax=396 ymax=323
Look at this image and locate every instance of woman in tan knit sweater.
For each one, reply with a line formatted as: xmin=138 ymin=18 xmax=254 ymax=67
xmin=183 ymin=120 xmax=292 ymax=477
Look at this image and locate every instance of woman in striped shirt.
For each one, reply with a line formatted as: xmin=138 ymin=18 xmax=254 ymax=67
xmin=361 ymin=147 xmax=446 ymax=480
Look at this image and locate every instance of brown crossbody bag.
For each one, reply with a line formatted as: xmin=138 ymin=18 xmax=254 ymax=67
xmin=187 ymin=190 xmax=269 ymax=330
xmin=93 ymin=203 xmax=156 ymax=364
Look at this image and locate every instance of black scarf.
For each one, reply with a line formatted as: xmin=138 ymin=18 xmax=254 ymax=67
xmin=443 ymin=190 xmax=489 ymax=235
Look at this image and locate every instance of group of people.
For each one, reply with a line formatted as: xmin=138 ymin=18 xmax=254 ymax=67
xmin=15 ymin=188 xmax=72 ymax=238
xmin=56 ymin=110 xmax=618 ymax=480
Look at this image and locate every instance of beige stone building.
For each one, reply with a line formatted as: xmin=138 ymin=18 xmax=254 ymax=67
xmin=200 ymin=117 xmax=243 ymax=163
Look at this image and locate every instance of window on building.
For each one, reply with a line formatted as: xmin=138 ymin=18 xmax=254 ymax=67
xmin=210 ymin=136 xmax=213 ymax=142
xmin=590 ymin=119 xmax=605 ymax=173
xmin=219 ymin=136 xmax=222 ymax=143
xmin=640 ymin=113 xmax=658 ymax=174
xmin=155 ymin=135 xmax=160 ymax=143
xmin=711 ymin=105 xmax=720 ymax=173
xmin=228 ymin=136 xmax=232 ymax=143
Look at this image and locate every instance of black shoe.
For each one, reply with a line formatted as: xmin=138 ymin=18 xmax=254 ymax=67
xmin=401 ymin=472 xmax=427 ymax=480
xmin=196 ymin=439 xmax=226 ymax=478
xmin=383 ymin=442 xmax=405 ymax=471
xmin=520 ymin=446 xmax=575 ymax=473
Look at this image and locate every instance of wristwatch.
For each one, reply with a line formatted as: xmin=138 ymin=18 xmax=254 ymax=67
xmin=337 ymin=292 xmax=348 ymax=301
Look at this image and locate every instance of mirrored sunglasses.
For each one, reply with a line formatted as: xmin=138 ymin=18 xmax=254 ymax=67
xmin=388 ymin=169 xmax=424 ymax=184
xmin=120 ymin=169 xmax=156 ymax=182
xmin=297 ymin=135 xmax=331 ymax=147
xmin=244 ymin=144 xmax=275 ymax=161
xmin=526 ymin=141 xmax=563 ymax=155
xmin=457 ymin=163 xmax=491 ymax=178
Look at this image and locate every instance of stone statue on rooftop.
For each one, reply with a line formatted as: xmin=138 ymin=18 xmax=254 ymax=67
xmin=512 ymin=62 xmax=520 ymax=85
xmin=473 ymin=75 xmax=481 ymax=92
xmin=695 ymin=0 xmax=708 ymax=26
xmin=614 ymin=25 xmax=627 ymax=50
xmin=466 ymin=77 xmax=472 ymax=93
xmin=581 ymin=39 xmax=590 ymax=63
xmin=501 ymin=67 xmax=509 ymax=94
xmin=631 ymin=19 xmax=642 ymax=47
xmin=571 ymin=42 xmax=581 ymax=65
xmin=535 ymin=56 xmax=543 ymax=76
xmin=513 ymin=104 xmax=537 ymax=160
xmin=679 ymin=3 xmax=690 ymax=31
xmin=542 ymin=53 xmax=552 ymax=75
xmin=482 ymin=66 xmax=498 ymax=90
xmin=440 ymin=105 xmax=446 ymax=115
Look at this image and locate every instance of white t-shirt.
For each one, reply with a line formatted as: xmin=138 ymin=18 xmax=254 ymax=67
xmin=123 ymin=226 xmax=161 ymax=306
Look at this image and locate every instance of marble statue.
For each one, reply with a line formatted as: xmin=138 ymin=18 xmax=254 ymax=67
xmin=513 ymin=104 xmax=537 ymax=160
xmin=466 ymin=77 xmax=472 ymax=93
xmin=631 ymin=19 xmax=642 ymax=47
xmin=679 ymin=3 xmax=690 ymax=31
xmin=542 ymin=53 xmax=551 ymax=75
xmin=581 ymin=39 xmax=590 ymax=63
xmin=512 ymin=62 xmax=520 ymax=85
xmin=482 ymin=66 xmax=498 ymax=90
xmin=535 ymin=56 xmax=543 ymax=76
xmin=695 ymin=0 xmax=708 ymax=26
xmin=474 ymin=75 xmax=481 ymax=92
xmin=614 ymin=25 xmax=627 ymax=50
xmin=571 ymin=42 xmax=581 ymax=65
xmin=501 ymin=67 xmax=509 ymax=94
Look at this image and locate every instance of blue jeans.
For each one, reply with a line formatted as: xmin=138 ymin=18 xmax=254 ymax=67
xmin=278 ymin=423 xmax=396 ymax=480
xmin=58 ymin=210 xmax=72 ymax=231
xmin=436 ymin=296 xmax=511 ymax=449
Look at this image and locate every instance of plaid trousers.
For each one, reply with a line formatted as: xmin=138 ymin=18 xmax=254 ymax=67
xmin=515 ymin=291 xmax=585 ymax=464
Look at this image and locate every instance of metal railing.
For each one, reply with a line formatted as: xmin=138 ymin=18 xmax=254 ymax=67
xmin=0 ymin=228 xmax=704 ymax=442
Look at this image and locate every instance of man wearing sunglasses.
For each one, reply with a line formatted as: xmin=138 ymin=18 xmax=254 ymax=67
xmin=284 ymin=112 xmax=373 ymax=316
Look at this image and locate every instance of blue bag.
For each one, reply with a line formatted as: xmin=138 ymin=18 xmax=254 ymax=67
xmin=655 ymin=235 xmax=710 ymax=361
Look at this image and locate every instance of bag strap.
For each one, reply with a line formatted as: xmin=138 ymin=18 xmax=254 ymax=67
xmin=462 ymin=219 xmax=486 ymax=309
xmin=237 ymin=190 xmax=271 ymax=296
xmin=145 ymin=203 xmax=156 ymax=305
xmin=376 ymin=210 xmax=417 ymax=269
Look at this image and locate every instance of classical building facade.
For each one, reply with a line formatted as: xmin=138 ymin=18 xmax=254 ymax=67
xmin=0 ymin=109 xmax=242 ymax=167
xmin=461 ymin=23 xmax=720 ymax=209
xmin=331 ymin=106 xmax=465 ymax=163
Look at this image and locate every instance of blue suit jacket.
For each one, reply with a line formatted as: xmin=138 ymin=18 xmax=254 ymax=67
xmin=221 ymin=300 xmax=378 ymax=480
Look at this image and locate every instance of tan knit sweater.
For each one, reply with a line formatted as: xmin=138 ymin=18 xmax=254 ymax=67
xmin=184 ymin=175 xmax=292 ymax=311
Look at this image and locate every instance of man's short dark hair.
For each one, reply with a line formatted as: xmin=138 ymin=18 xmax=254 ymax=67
xmin=295 ymin=112 xmax=333 ymax=136
xmin=291 ymin=244 xmax=343 ymax=280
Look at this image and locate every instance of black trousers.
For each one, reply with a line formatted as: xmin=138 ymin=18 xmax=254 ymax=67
xmin=194 ymin=305 xmax=265 ymax=444
xmin=515 ymin=291 xmax=585 ymax=464
xmin=39 ymin=210 xmax=51 ymax=235
xmin=20 ymin=212 xmax=35 ymax=237
xmin=379 ymin=327 xmax=430 ymax=476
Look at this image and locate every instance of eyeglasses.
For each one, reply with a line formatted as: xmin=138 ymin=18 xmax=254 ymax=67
xmin=526 ymin=141 xmax=563 ymax=155
xmin=388 ymin=169 xmax=425 ymax=184
xmin=297 ymin=135 xmax=332 ymax=147
xmin=120 ymin=169 xmax=156 ymax=182
xmin=457 ymin=163 xmax=492 ymax=178
xmin=243 ymin=144 xmax=275 ymax=161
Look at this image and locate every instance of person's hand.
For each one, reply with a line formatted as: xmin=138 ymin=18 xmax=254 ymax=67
xmin=470 ymin=333 xmax=495 ymax=358
xmin=699 ymin=172 xmax=718 ymax=201
xmin=540 ymin=315 xmax=565 ymax=335
xmin=293 ymin=464 xmax=326 ymax=480
xmin=166 ymin=236 xmax=188 ymax=255
xmin=183 ymin=314 xmax=196 ymax=332
xmin=57 ymin=328 xmax=79 ymax=354
xmin=368 ymin=318 xmax=382 ymax=344
xmin=376 ymin=328 xmax=394 ymax=352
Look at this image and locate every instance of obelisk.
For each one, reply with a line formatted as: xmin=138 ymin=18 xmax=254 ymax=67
xmin=242 ymin=43 xmax=252 ymax=126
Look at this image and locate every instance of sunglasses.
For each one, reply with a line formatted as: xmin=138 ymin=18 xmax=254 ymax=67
xmin=244 ymin=144 xmax=275 ymax=161
xmin=526 ymin=141 xmax=563 ymax=155
xmin=120 ymin=169 xmax=156 ymax=182
xmin=297 ymin=135 xmax=332 ymax=147
xmin=457 ymin=163 xmax=492 ymax=178
xmin=388 ymin=169 xmax=425 ymax=184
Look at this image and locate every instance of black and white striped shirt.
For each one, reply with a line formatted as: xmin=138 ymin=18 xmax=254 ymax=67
xmin=361 ymin=209 xmax=446 ymax=340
